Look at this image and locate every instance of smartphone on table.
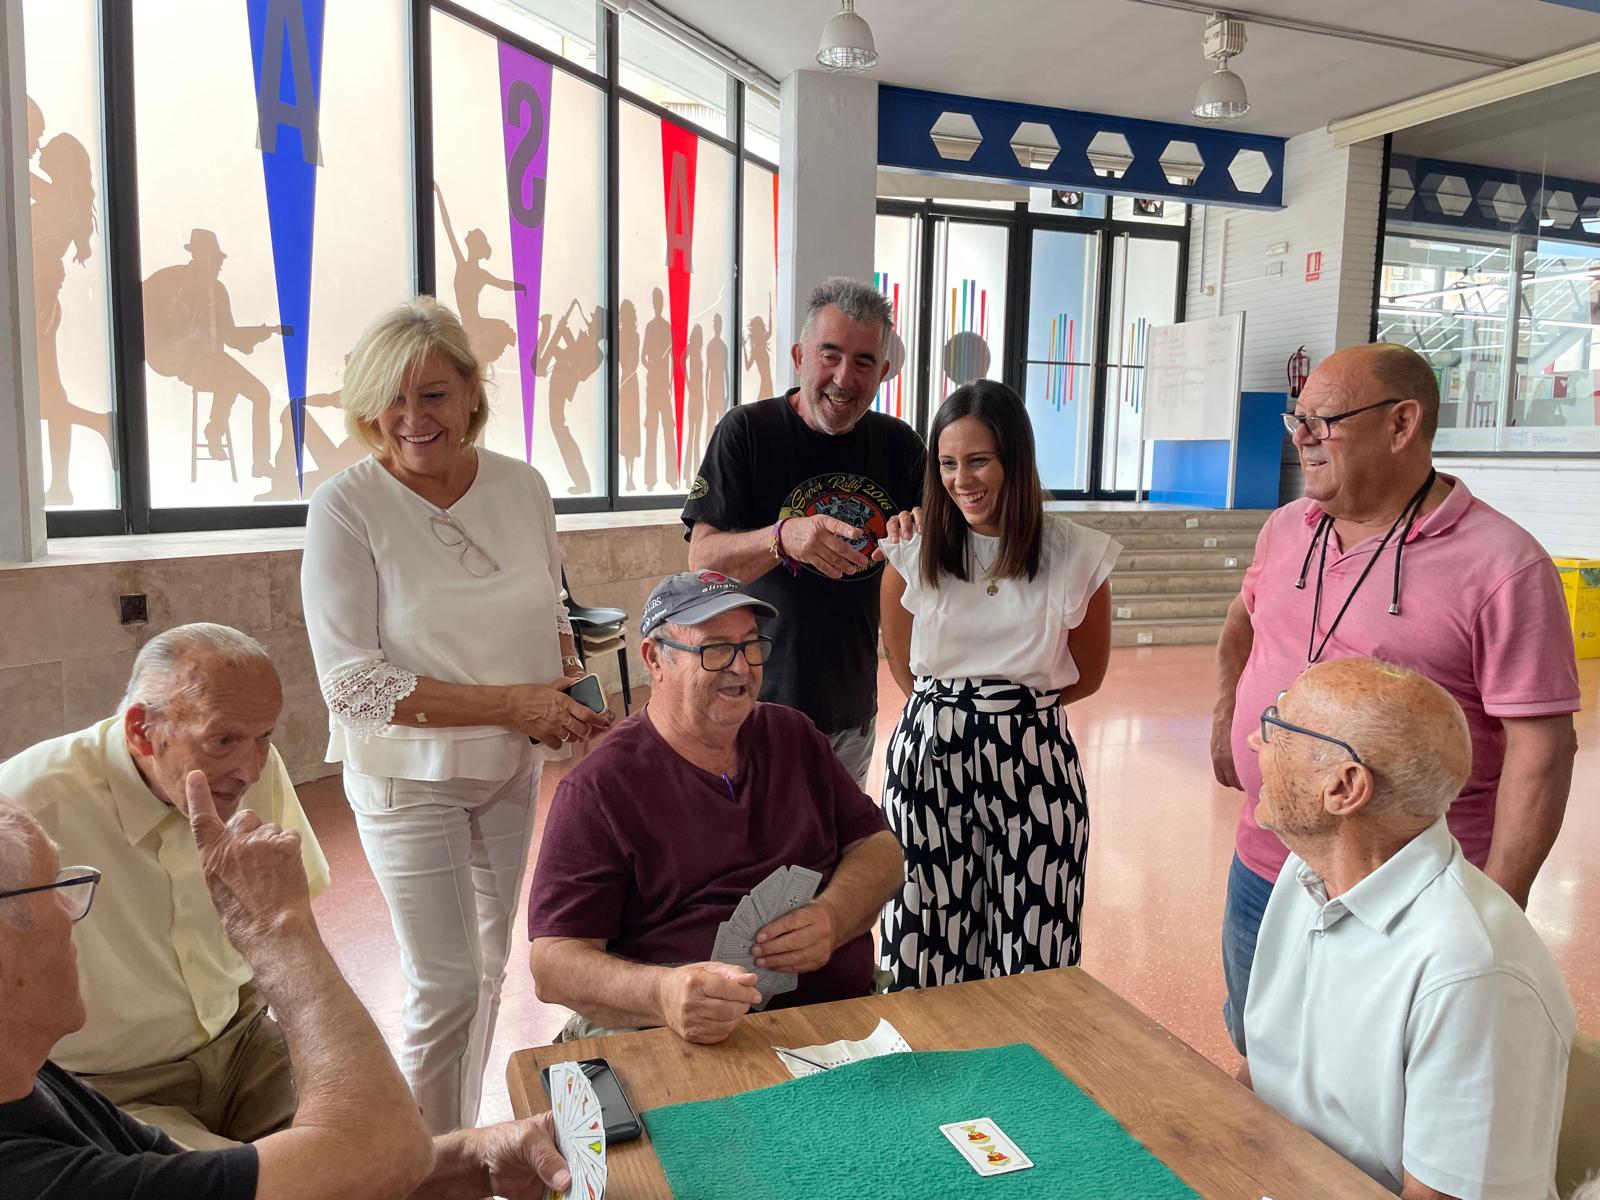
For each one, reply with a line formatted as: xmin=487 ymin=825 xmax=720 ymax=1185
xmin=538 ymin=1057 xmax=642 ymax=1142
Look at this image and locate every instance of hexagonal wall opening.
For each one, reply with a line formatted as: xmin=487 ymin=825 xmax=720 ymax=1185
xmin=1419 ymin=173 xmax=1471 ymax=218
xmin=1540 ymin=190 xmax=1577 ymax=230
xmin=1010 ymin=122 xmax=1059 ymax=171
xmin=1387 ymin=166 xmax=1415 ymax=211
xmin=1227 ymin=149 xmax=1272 ymax=194
xmin=1086 ymin=131 xmax=1133 ymax=179
xmin=1477 ymin=181 xmax=1526 ymax=225
xmin=929 ymin=112 xmax=982 ymax=162
xmin=1158 ymin=140 xmax=1204 ymax=187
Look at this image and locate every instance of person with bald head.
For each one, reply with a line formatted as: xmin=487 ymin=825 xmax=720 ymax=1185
xmin=1211 ymin=342 xmax=1580 ymax=1056
xmin=1244 ymin=658 xmax=1574 ymax=1199
xmin=0 ymin=623 xmax=329 ymax=1149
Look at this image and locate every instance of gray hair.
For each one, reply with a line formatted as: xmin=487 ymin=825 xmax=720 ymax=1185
xmin=1573 ymin=1175 xmax=1600 ymax=1200
xmin=120 ymin=623 xmax=275 ymax=716
xmin=800 ymin=278 xmax=893 ymax=355
xmin=0 ymin=800 xmax=43 ymax=929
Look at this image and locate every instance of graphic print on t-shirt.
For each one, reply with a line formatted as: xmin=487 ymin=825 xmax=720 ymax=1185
xmin=780 ymin=472 xmax=897 ymax=579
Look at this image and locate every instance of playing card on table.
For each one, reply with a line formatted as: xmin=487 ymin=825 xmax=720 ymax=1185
xmin=546 ymin=1061 xmax=607 ymax=1200
xmin=939 ymin=1118 xmax=1033 ymax=1177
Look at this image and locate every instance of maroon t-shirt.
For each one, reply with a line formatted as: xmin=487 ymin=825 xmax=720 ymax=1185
xmin=526 ymin=702 xmax=889 ymax=1009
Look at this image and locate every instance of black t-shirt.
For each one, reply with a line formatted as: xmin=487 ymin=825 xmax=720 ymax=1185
xmin=0 ymin=1062 xmax=259 ymax=1200
xmin=681 ymin=392 xmax=926 ymax=733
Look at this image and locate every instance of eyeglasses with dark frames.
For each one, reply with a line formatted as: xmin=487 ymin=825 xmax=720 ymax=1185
xmin=0 ymin=866 xmax=103 ymax=923
xmin=1260 ymin=693 xmax=1363 ymax=764
xmin=1281 ymin=398 xmax=1405 ymax=442
xmin=429 ymin=512 xmax=501 ymax=578
xmin=651 ymin=635 xmax=773 ymax=672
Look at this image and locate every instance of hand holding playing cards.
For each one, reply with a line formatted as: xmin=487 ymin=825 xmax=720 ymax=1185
xmin=185 ymin=769 xmax=313 ymax=960
xmin=753 ymin=899 xmax=837 ymax=974
xmin=477 ymin=1113 xmax=571 ymax=1199
xmin=659 ymin=961 xmax=761 ymax=1044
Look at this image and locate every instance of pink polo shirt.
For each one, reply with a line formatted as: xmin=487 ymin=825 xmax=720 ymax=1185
xmin=1231 ymin=475 xmax=1581 ymax=883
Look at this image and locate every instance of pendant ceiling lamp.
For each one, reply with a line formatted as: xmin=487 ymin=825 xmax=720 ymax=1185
xmin=817 ymin=0 xmax=878 ymax=72
xmin=1192 ymin=14 xmax=1250 ymax=121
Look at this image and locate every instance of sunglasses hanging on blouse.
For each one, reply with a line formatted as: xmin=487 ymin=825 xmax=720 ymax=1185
xmin=1293 ymin=469 xmax=1436 ymax=665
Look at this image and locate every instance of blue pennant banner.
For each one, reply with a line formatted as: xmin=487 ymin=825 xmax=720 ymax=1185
xmin=247 ymin=0 xmax=326 ymax=493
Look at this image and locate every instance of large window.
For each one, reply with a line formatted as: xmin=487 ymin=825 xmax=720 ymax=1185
xmin=23 ymin=0 xmax=118 ymax=512
xmin=431 ymin=8 xmax=607 ymax=497
xmin=19 ymin=0 xmax=778 ymax=533
xmin=1379 ymin=229 xmax=1600 ymax=453
xmin=876 ymin=191 xmax=1187 ymax=498
xmin=132 ymin=1 xmax=412 ymax=513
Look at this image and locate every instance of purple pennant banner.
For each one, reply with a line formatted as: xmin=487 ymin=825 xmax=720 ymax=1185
xmin=498 ymin=42 xmax=553 ymax=463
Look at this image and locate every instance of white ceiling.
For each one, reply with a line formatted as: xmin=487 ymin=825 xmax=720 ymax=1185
xmin=671 ymin=0 xmax=1600 ymax=138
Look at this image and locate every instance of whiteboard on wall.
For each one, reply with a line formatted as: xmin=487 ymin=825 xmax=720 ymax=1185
xmin=1141 ymin=313 xmax=1246 ymax=442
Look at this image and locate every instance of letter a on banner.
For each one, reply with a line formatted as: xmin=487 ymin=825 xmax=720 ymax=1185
xmin=499 ymin=42 xmax=553 ymax=463
xmin=660 ymin=121 xmax=697 ymax=476
xmin=248 ymin=0 xmax=324 ymax=494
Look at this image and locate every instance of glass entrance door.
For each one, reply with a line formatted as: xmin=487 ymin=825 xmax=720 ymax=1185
xmin=1021 ymin=228 xmax=1099 ymax=492
xmin=1102 ymin=233 xmax=1180 ymax=494
xmin=924 ymin=217 xmax=1010 ymax=430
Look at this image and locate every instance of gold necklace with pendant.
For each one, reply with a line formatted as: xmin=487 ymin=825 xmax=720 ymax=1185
xmin=975 ymin=540 xmax=1000 ymax=596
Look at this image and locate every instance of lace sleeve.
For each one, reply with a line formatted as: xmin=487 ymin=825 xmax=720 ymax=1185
xmin=555 ymin=601 xmax=573 ymax=637
xmin=320 ymin=659 xmax=419 ymax=738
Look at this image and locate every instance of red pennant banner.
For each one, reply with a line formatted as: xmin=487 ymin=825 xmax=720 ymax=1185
xmin=660 ymin=121 xmax=698 ymax=475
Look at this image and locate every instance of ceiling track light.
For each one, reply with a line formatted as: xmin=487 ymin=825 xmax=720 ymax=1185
xmin=1192 ymin=14 xmax=1250 ymax=121
xmin=817 ymin=0 xmax=878 ymax=72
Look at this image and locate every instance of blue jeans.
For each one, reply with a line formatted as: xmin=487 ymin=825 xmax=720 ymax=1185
xmin=1220 ymin=853 xmax=1275 ymax=1056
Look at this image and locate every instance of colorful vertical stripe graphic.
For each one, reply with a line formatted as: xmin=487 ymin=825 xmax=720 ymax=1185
xmin=1046 ymin=313 xmax=1077 ymax=411
xmin=247 ymin=0 xmax=326 ymax=493
xmin=872 ymin=271 xmax=902 ymax=418
xmin=498 ymin=42 xmax=554 ymax=463
xmin=945 ymin=278 xmax=989 ymax=385
xmin=660 ymin=121 xmax=699 ymax=474
xmin=1123 ymin=316 xmax=1149 ymax=413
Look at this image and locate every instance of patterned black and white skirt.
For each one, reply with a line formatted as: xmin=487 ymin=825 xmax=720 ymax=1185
xmin=879 ymin=676 xmax=1090 ymax=989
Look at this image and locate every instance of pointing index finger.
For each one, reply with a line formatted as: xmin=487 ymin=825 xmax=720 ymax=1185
xmin=185 ymin=770 xmax=224 ymax=846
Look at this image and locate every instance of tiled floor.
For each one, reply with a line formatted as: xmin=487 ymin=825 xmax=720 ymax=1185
xmin=303 ymin=646 xmax=1600 ymax=1126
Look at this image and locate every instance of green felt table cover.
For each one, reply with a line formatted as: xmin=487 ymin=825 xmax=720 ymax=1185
xmin=641 ymin=1043 xmax=1200 ymax=1199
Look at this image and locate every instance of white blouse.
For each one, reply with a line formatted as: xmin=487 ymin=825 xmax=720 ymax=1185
xmin=882 ymin=517 xmax=1120 ymax=691
xmin=301 ymin=450 xmax=567 ymax=782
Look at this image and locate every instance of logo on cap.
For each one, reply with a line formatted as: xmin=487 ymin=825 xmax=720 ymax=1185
xmin=697 ymin=571 xmax=728 ymax=586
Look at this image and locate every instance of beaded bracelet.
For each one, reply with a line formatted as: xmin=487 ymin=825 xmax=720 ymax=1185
xmin=770 ymin=517 xmax=800 ymax=576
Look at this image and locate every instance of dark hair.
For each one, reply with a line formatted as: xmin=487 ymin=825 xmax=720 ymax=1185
xmin=920 ymin=380 xmax=1044 ymax=590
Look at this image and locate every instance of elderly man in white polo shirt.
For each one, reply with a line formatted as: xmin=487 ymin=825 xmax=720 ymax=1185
xmin=1244 ymin=657 xmax=1573 ymax=1199
xmin=0 ymin=623 xmax=328 ymax=1149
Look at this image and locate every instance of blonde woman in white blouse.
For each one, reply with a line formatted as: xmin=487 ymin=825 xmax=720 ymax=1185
xmin=301 ymin=297 xmax=609 ymax=1133
xmin=877 ymin=380 xmax=1119 ymax=988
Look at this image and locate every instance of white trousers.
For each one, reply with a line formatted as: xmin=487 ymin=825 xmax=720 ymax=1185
xmin=344 ymin=755 xmax=540 ymax=1134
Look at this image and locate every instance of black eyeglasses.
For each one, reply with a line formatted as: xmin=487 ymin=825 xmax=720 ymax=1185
xmin=0 ymin=866 xmax=103 ymax=922
xmin=1281 ymin=398 xmax=1404 ymax=441
xmin=652 ymin=635 xmax=773 ymax=672
xmin=1260 ymin=695 xmax=1363 ymax=764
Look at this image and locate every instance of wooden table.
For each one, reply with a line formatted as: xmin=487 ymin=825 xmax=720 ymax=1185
xmin=508 ymin=968 xmax=1389 ymax=1199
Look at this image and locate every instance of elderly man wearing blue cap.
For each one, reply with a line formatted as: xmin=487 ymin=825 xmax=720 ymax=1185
xmin=526 ymin=571 xmax=905 ymax=1044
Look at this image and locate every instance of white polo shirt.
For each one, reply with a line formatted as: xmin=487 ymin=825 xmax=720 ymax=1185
xmin=1245 ymin=819 xmax=1573 ymax=1199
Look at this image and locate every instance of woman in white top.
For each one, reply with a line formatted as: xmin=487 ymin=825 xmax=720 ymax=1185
xmin=301 ymin=297 xmax=609 ymax=1133
xmin=877 ymin=380 xmax=1119 ymax=988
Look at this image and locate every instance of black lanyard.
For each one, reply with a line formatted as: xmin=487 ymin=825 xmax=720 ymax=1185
xmin=1297 ymin=470 xmax=1436 ymax=665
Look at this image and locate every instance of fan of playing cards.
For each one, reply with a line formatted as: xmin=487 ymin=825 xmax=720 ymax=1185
xmin=710 ymin=865 xmax=823 ymax=1007
xmin=546 ymin=1061 xmax=607 ymax=1200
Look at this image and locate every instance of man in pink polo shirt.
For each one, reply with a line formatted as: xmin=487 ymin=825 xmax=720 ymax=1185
xmin=1211 ymin=342 xmax=1580 ymax=1055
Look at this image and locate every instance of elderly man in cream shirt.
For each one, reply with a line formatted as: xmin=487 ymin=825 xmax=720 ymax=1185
xmin=1244 ymin=657 xmax=1573 ymax=1199
xmin=0 ymin=623 xmax=328 ymax=1149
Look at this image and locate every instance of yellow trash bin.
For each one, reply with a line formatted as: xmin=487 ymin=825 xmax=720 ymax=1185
xmin=1553 ymin=557 xmax=1600 ymax=661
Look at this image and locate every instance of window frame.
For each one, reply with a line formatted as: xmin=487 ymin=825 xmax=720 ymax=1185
xmin=41 ymin=0 xmax=776 ymax=536
xmin=875 ymin=193 xmax=1189 ymax=500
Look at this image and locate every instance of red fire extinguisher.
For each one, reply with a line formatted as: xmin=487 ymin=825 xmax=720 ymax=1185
xmin=1287 ymin=346 xmax=1311 ymax=399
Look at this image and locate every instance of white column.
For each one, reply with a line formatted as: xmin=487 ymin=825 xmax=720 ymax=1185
xmin=0 ymin=0 xmax=46 ymax=562
xmin=776 ymin=69 xmax=878 ymax=357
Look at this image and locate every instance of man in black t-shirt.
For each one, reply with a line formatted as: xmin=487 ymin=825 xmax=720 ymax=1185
xmin=683 ymin=279 xmax=925 ymax=785
xmin=0 ymin=790 xmax=571 ymax=1200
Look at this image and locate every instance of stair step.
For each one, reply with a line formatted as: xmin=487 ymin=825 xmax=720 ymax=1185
xmin=1106 ymin=529 xmax=1259 ymax=551
xmin=1052 ymin=507 xmax=1272 ymax=532
xmin=1111 ymin=568 xmax=1245 ymax=596
xmin=1111 ymin=617 xmax=1226 ymax=647
xmin=1116 ymin=548 xmax=1254 ymax=573
xmin=1111 ymin=593 xmax=1234 ymax=620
